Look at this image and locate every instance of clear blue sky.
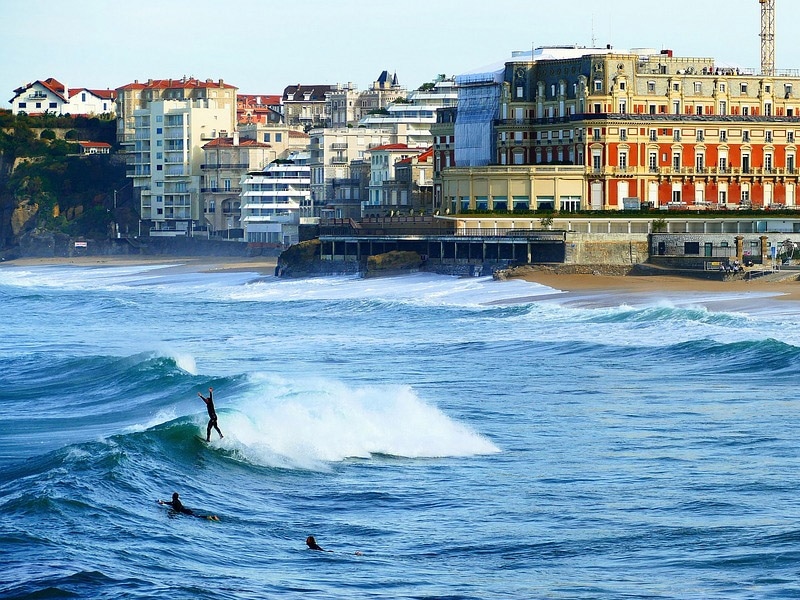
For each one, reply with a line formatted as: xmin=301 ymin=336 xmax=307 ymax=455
xmin=2 ymin=0 xmax=797 ymax=106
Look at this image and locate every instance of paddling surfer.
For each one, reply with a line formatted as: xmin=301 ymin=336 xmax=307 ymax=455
xmin=306 ymin=535 xmax=362 ymax=555
xmin=306 ymin=536 xmax=331 ymax=552
xmin=158 ymin=492 xmax=219 ymax=521
xmin=198 ymin=387 xmax=223 ymax=442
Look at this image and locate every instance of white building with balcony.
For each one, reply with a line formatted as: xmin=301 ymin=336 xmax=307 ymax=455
xmin=130 ymin=98 xmax=236 ymax=236
xmin=240 ymin=152 xmax=311 ymax=246
xmin=10 ymin=78 xmax=116 ymax=116
xmin=357 ymin=78 xmax=458 ymax=148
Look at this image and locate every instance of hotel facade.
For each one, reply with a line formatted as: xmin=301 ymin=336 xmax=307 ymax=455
xmin=439 ymin=46 xmax=800 ymax=214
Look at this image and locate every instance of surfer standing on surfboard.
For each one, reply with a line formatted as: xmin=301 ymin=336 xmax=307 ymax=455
xmin=198 ymin=387 xmax=223 ymax=442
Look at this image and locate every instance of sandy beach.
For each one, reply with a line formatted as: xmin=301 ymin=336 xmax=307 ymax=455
xmin=3 ymin=255 xmax=800 ymax=301
xmin=506 ymin=266 xmax=800 ymax=302
xmin=0 ymin=255 xmax=279 ymax=275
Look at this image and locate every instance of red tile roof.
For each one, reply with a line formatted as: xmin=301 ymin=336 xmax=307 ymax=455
xmin=69 ymin=88 xmax=117 ymax=100
xmin=202 ymin=136 xmax=271 ymax=148
xmin=368 ymin=143 xmax=411 ymax=152
xmin=117 ymin=77 xmax=236 ymax=91
xmin=77 ymin=141 xmax=112 ymax=148
xmin=238 ymin=94 xmax=282 ymax=107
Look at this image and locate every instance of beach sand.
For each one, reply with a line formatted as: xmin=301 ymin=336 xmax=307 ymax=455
xmin=506 ymin=266 xmax=800 ymax=302
xmin=3 ymin=255 xmax=800 ymax=302
xmin=0 ymin=255 xmax=279 ymax=275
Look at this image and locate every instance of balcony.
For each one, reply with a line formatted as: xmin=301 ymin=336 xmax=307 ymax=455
xmin=330 ymin=157 xmax=348 ymax=164
xmin=201 ymin=163 xmax=249 ymax=170
xmin=330 ymin=143 xmax=348 ymax=150
xmin=200 ymin=187 xmax=242 ymax=194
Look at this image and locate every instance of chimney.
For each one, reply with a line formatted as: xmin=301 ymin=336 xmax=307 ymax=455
xmin=233 ymin=130 xmax=239 ymax=146
xmin=219 ymin=79 xmax=224 ymax=87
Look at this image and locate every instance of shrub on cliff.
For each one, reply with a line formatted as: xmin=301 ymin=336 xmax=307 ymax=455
xmin=278 ymin=239 xmax=320 ymax=268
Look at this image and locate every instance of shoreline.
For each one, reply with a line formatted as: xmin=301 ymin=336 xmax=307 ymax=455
xmin=0 ymin=255 xmax=279 ymax=275
xmin=3 ymin=255 xmax=800 ymax=301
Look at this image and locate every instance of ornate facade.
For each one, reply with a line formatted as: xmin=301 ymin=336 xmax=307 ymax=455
xmin=441 ymin=46 xmax=800 ymax=213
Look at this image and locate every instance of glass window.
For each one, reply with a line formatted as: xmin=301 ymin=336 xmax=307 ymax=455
xmin=512 ymin=196 xmax=530 ymax=211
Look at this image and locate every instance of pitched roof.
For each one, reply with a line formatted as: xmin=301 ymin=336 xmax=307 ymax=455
xmin=238 ymin=94 xmax=282 ymax=107
xmin=77 ymin=141 xmax=112 ymax=148
xmin=368 ymin=143 xmax=412 ymax=152
xmin=282 ymin=84 xmax=333 ymax=102
xmin=397 ymin=148 xmax=433 ymax=165
xmin=202 ymin=136 xmax=271 ymax=148
xmin=12 ymin=78 xmax=68 ymax=102
xmin=116 ymin=77 xmax=236 ymax=92
xmin=69 ymin=88 xmax=117 ymax=100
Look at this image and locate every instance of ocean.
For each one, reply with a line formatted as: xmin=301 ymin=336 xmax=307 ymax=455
xmin=1 ymin=262 xmax=800 ymax=599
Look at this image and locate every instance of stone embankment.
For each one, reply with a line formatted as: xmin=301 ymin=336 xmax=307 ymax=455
xmin=493 ymin=264 xmax=635 ymax=280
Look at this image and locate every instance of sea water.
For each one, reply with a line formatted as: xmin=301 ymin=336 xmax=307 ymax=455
xmin=1 ymin=263 xmax=800 ymax=599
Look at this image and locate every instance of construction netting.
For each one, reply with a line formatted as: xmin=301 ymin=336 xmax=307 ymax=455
xmin=454 ymin=69 xmax=503 ymax=167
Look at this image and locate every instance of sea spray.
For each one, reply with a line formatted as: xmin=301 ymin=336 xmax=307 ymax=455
xmin=213 ymin=374 xmax=500 ymax=468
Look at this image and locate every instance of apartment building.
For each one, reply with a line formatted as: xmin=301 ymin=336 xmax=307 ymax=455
xmin=281 ymin=84 xmax=333 ymax=129
xmin=201 ymin=132 xmax=273 ymax=238
xmin=116 ymin=78 xmax=237 ymax=145
xmin=240 ymin=152 xmax=311 ymax=246
xmin=119 ymin=78 xmax=238 ymax=236
xmin=431 ymin=106 xmax=457 ymax=211
xmin=440 ymin=45 xmax=800 ymax=213
xmin=381 ymin=147 xmax=434 ymax=215
xmin=327 ymin=71 xmax=406 ymax=127
xmin=238 ymin=122 xmax=310 ymax=161
xmin=237 ymin=94 xmax=282 ymax=125
xmin=359 ymin=78 xmax=457 ymax=148
xmin=364 ymin=144 xmax=426 ymax=216
xmin=308 ymin=126 xmax=402 ymax=217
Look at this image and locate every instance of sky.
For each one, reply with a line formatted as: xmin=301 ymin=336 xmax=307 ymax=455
xmin=2 ymin=0 xmax=799 ymax=106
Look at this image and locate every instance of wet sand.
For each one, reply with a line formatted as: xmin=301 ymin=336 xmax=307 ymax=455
xmin=507 ymin=267 xmax=800 ymax=302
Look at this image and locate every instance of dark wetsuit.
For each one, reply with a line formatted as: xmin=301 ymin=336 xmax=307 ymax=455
xmin=306 ymin=536 xmax=327 ymax=551
xmin=199 ymin=389 xmax=223 ymax=441
xmin=163 ymin=498 xmax=194 ymax=516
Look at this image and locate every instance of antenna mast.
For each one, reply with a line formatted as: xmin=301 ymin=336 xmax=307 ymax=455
xmin=760 ymin=0 xmax=775 ymax=76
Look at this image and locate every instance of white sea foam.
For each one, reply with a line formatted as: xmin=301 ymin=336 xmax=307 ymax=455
xmin=205 ymin=374 xmax=499 ymax=469
xmin=227 ymin=272 xmax=558 ymax=308
xmin=170 ymin=352 xmax=198 ymax=375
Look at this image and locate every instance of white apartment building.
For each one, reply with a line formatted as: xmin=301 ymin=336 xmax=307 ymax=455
xmin=357 ymin=78 xmax=458 ymax=148
xmin=131 ymin=98 xmax=236 ymax=236
xmin=240 ymin=152 xmax=311 ymax=246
